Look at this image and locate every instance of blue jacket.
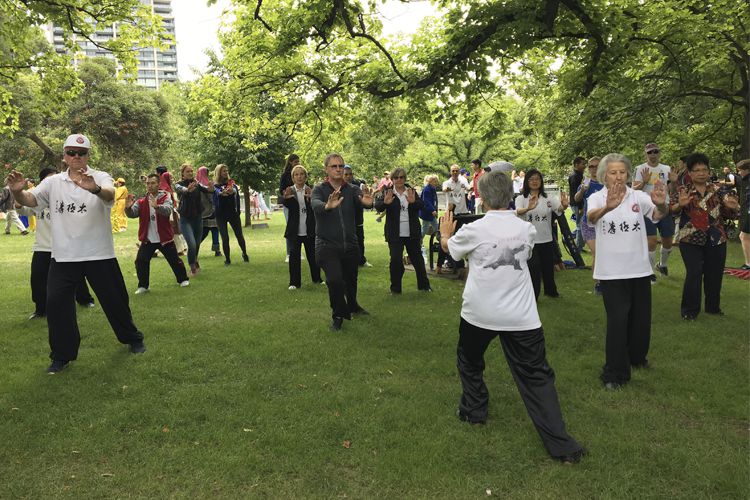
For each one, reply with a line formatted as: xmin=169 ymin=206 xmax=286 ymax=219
xmin=419 ymin=184 xmax=437 ymax=221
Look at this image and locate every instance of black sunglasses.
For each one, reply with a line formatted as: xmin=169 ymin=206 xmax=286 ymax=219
xmin=647 ymin=150 xmax=660 ymax=155
xmin=328 ymin=164 xmax=345 ymax=169
xmin=392 ymin=175 xmax=406 ymax=180
xmin=65 ymin=150 xmax=89 ymax=157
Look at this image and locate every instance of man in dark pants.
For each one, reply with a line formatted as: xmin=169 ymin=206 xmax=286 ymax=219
xmin=568 ymin=156 xmax=587 ymax=251
xmin=6 ymin=134 xmax=146 ymax=373
xmin=312 ymin=154 xmax=374 ymax=331
xmin=126 ymin=173 xmax=189 ymax=294
xmin=343 ymin=165 xmax=372 ymax=268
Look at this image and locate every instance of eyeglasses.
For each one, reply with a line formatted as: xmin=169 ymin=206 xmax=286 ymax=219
xmin=647 ymin=150 xmax=660 ymax=155
xmin=65 ymin=150 xmax=89 ymax=157
xmin=328 ymin=164 xmax=344 ymax=169
xmin=393 ymin=175 xmax=406 ymax=180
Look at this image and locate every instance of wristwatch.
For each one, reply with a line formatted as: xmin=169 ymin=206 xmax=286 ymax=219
xmin=90 ymin=184 xmax=102 ymax=195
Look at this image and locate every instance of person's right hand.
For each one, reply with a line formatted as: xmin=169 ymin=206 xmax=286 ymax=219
xmin=677 ymin=186 xmax=691 ymax=208
xmin=383 ymin=189 xmax=394 ymax=205
xmin=125 ymin=193 xmax=135 ymax=209
xmin=325 ymin=188 xmax=343 ymax=210
xmin=605 ymin=182 xmax=626 ymax=210
xmin=439 ymin=210 xmax=457 ymax=239
xmin=5 ymin=170 xmax=27 ymax=192
xmin=639 ymin=166 xmax=651 ymax=184
xmin=527 ymin=194 xmax=539 ymax=211
xmin=283 ymin=186 xmax=295 ymax=199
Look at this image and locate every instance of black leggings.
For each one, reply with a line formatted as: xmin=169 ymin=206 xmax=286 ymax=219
xmin=216 ymin=213 xmax=247 ymax=262
xmin=528 ymin=241 xmax=558 ymax=299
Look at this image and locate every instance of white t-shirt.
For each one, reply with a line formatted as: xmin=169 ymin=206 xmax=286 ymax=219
xmin=442 ymin=177 xmax=471 ymax=214
xmin=31 ymin=167 xmax=115 ymax=262
xmin=146 ymin=202 xmax=159 ymax=243
xmin=587 ymin=187 xmax=656 ymax=280
xmin=295 ymin=186 xmax=307 ymax=236
xmin=18 ymin=205 xmax=51 ymax=252
xmin=447 ymin=210 xmax=541 ymax=331
xmin=394 ymin=188 xmax=410 ymax=237
xmin=634 ymin=163 xmax=670 ymax=193
xmin=514 ymin=194 xmax=563 ymax=244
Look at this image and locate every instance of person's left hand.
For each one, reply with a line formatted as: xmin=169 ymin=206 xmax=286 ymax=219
xmin=560 ymin=191 xmax=569 ymax=210
xmin=187 ymin=181 xmax=198 ymax=192
xmin=148 ymin=194 xmax=158 ymax=209
xmin=651 ymin=179 xmax=667 ymax=206
xmin=406 ymin=187 xmax=416 ymax=204
xmin=440 ymin=210 xmax=457 ymax=239
xmin=76 ymin=174 xmax=98 ymax=193
xmin=360 ymin=185 xmax=373 ymax=206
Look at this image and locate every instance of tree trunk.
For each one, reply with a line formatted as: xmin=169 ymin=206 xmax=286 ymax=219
xmin=27 ymin=132 xmax=61 ymax=169
xmin=242 ymin=184 xmax=252 ymax=227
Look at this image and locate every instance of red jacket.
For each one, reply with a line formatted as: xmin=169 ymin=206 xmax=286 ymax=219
xmin=129 ymin=191 xmax=175 ymax=244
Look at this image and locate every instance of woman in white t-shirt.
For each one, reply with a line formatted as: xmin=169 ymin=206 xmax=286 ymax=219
xmin=281 ymin=165 xmax=322 ymax=289
xmin=440 ymin=170 xmax=585 ymax=463
xmin=515 ymin=169 xmax=568 ymax=299
xmin=587 ymin=153 xmax=669 ymax=390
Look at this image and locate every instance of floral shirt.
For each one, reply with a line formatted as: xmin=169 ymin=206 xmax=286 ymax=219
xmin=671 ymin=182 xmax=738 ymax=246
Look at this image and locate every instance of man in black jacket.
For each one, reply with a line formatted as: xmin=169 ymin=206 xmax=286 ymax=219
xmin=568 ymin=156 xmax=587 ymax=251
xmin=312 ymin=154 xmax=374 ymax=331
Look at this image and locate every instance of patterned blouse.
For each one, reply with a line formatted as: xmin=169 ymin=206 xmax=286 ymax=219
xmin=670 ymin=182 xmax=738 ymax=246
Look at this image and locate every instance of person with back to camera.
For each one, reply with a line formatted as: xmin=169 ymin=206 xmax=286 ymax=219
xmin=440 ymin=170 xmax=585 ymax=463
xmin=282 ymin=164 xmax=322 ymax=290
xmin=586 ymin=153 xmax=669 ymax=390
xmin=374 ymin=167 xmax=431 ymax=294
xmin=6 ymin=133 xmax=146 ymax=373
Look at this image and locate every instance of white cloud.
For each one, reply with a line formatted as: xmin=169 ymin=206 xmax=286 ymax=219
xmin=172 ymin=0 xmax=232 ymax=81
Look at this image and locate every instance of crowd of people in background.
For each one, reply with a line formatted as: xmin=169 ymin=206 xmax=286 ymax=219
xmin=2 ymin=134 xmax=749 ymax=464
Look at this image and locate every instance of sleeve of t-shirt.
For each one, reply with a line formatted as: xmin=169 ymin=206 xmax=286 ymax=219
xmin=30 ymin=178 xmax=51 ymax=210
xmin=514 ymin=195 xmax=527 ymax=213
xmin=441 ymin=180 xmax=450 ymax=191
xmin=93 ymin=171 xmax=115 ymax=207
xmin=586 ymin=191 xmax=604 ymax=225
xmin=636 ymin=191 xmax=657 ymax=221
xmin=447 ymin=224 xmax=476 ymax=262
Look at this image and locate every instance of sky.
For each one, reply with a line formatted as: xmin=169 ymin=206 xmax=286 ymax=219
xmin=172 ymin=0 xmax=439 ymax=81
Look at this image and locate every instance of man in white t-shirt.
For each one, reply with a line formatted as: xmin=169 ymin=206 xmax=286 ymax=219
xmin=442 ymin=164 xmax=471 ymax=214
xmin=6 ymin=134 xmax=146 ymax=373
xmin=633 ymin=142 xmax=674 ymax=279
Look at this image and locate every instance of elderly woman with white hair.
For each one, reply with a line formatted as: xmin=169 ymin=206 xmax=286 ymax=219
xmin=440 ymin=170 xmax=585 ymax=463
xmin=587 ymin=153 xmax=669 ymax=390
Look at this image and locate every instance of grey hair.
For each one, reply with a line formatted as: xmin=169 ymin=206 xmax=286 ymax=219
xmin=324 ymin=153 xmax=344 ymax=167
xmin=597 ymin=153 xmax=632 ymax=184
xmin=391 ymin=167 xmax=407 ymax=180
xmin=477 ymin=171 xmax=513 ymax=210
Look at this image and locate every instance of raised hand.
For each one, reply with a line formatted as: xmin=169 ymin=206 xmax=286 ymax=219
xmin=148 ymin=194 xmax=158 ymax=209
xmin=527 ymin=194 xmax=539 ymax=211
xmin=325 ymin=188 xmax=343 ymax=210
xmin=360 ymin=185 xmax=373 ymax=206
xmin=651 ymin=179 xmax=667 ymax=206
xmin=668 ymin=165 xmax=678 ymax=183
xmin=406 ymin=187 xmax=416 ymax=204
xmin=75 ymin=173 xmax=98 ymax=193
xmin=560 ymin=191 xmax=569 ymax=210
xmin=677 ymin=186 xmax=691 ymax=208
xmin=187 ymin=180 xmax=198 ymax=192
xmin=383 ymin=188 xmax=394 ymax=205
xmin=304 ymin=185 xmax=312 ymax=198
xmin=283 ymin=186 xmax=295 ymax=199
xmin=125 ymin=193 xmax=136 ymax=209
xmin=439 ymin=210 xmax=457 ymax=239
xmin=639 ymin=166 xmax=651 ymax=185
xmin=5 ymin=170 xmax=27 ymax=192
xmin=605 ymin=182 xmax=626 ymax=210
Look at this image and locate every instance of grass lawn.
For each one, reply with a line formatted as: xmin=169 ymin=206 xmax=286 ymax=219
xmin=1 ymin=211 xmax=748 ymax=498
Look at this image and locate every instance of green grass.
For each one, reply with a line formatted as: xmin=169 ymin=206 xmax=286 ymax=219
xmin=1 ymin=212 xmax=748 ymax=498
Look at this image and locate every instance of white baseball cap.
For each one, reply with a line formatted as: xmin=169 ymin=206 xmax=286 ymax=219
xmin=63 ymin=134 xmax=91 ymax=150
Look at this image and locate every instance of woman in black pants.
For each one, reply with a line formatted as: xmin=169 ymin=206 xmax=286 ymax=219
xmin=281 ymin=165 xmax=322 ymax=289
xmin=374 ymin=167 xmax=431 ymax=294
xmin=514 ymin=169 xmax=568 ymax=299
xmin=212 ymin=164 xmax=248 ymax=266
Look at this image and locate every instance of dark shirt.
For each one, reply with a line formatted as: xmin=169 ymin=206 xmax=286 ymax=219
xmin=175 ymin=179 xmax=208 ymax=219
xmin=311 ymin=181 xmax=363 ymax=252
xmin=419 ymin=184 xmax=438 ymax=221
xmin=671 ymin=182 xmax=739 ymax=246
xmin=568 ymin=170 xmax=584 ymax=209
xmin=213 ymin=183 xmax=241 ymax=218
xmin=279 ymin=171 xmax=293 ymax=198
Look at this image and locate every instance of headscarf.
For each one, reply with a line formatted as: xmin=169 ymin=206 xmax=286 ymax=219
xmin=159 ymin=171 xmax=173 ymax=193
xmin=196 ymin=166 xmax=210 ymax=186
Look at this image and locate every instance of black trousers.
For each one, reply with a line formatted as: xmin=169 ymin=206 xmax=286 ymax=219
xmin=456 ymin=318 xmax=581 ymax=458
xmin=388 ymin=237 xmax=431 ymax=292
xmin=31 ymin=251 xmax=94 ymax=315
xmin=356 ymin=224 xmax=367 ymax=265
xmin=600 ymin=277 xmax=651 ymax=384
xmin=47 ymin=258 xmax=144 ymax=362
xmin=289 ymin=234 xmax=321 ymax=287
xmin=528 ymin=241 xmax=558 ymax=299
xmin=135 ymin=241 xmax=188 ymax=288
xmin=316 ymin=245 xmax=361 ymax=319
xmin=216 ymin=213 xmax=247 ymax=262
xmin=679 ymin=242 xmax=726 ymax=317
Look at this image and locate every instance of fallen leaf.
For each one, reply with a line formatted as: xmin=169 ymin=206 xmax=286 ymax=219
xmin=162 ymin=426 xmax=169 ymax=433
xmin=297 ymin=384 xmax=307 ymax=389
xmin=101 ymin=473 xmax=114 ymax=477
xmin=243 ymin=428 xmax=252 ymax=432
xmin=11 ymin=407 xmax=19 ymax=411
xmin=342 ymin=440 xmax=351 ymax=449
xmin=486 ymin=489 xmax=492 ymax=496
xmin=333 ymin=411 xmax=340 ymax=417
xmin=386 ymin=370 xmax=394 ymax=375
xmin=71 ymin=450 xmax=80 ymax=454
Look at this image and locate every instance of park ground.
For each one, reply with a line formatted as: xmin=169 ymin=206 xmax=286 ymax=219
xmin=0 ymin=211 xmax=748 ymax=498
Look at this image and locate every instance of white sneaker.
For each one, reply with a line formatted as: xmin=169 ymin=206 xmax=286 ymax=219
xmin=285 ymin=255 xmax=290 ymax=263
xmin=301 ymin=253 xmax=305 ymax=260
xmin=134 ymin=287 xmax=149 ymax=295
xmin=288 ymin=285 xmax=297 ymax=290
xmin=180 ymin=280 xmax=190 ymax=287
xmin=364 ymin=261 xmax=373 ymax=268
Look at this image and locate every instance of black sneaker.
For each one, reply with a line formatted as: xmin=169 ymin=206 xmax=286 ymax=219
xmin=224 ymin=260 xmax=231 ymax=267
xmin=351 ymin=307 xmax=369 ymax=316
xmin=650 ymin=274 xmax=657 ymax=284
xmin=242 ymin=254 xmax=249 ymax=263
xmin=705 ymin=310 xmax=724 ymax=316
xmin=129 ymin=341 xmax=147 ymax=354
xmin=47 ymin=359 xmax=69 ymax=373
xmin=556 ymin=447 xmax=588 ymax=465
xmin=741 ymin=264 xmax=750 ymax=270
xmin=604 ymin=381 xmax=622 ymax=391
xmin=330 ymin=317 xmax=344 ymax=331
xmin=28 ymin=312 xmax=45 ymax=320
xmin=657 ymin=265 xmax=668 ymax=276
xmin=682 ymin=314 xmax=697 ymax=321
xmin=456 ymin=410 xmax=486 ymax=425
